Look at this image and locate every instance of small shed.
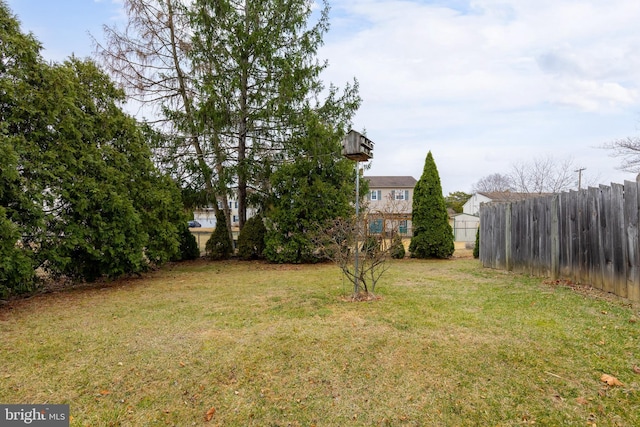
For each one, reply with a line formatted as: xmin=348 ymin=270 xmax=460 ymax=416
xmin=342 ymin=130 xmax=373 ymax=161
xmin=453 ymin=213 xmax=479 ymax=242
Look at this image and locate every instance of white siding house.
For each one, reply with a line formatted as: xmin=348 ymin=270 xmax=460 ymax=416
xmin=193 ymin=198 xmax=257 ymax=228
xmin=463 ymin=193 xmax=494 ymax=215
xmin=460 ymin=191 xmax=551 ymax=243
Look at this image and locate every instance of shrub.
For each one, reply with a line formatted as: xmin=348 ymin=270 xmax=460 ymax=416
xmin=390 ymin=234 xmax=406 ymax=259
xmin=237 ymin=215 xmax=266 ymax=260
xmin=361 ymin=235 xmax=380 ymax=256
xmin=205 ymin=210 xmax=233 ymax=260
xmin=0 ymin=209 xmax=36 ymax=298
xmin=409 ymin=151 xmax=454 ymax=259
xmin=263 ymin=112 xmax=355 ymax=264
xmin=176 ymin=224 xmax=201 ymax=261
xmin=473 ymin=227 xmax=480 ymax=259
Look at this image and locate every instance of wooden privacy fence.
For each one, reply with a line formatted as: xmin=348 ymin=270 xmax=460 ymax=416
xmin=479 ymin=181 xmax=640 ymax=302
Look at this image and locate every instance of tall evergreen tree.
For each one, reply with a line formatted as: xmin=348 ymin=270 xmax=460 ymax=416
xmin=100 ymin=0 xmax=359 ymax=253
xmin=264 ymin=110 xmax=356 ymax=263
xmin=409 ymin=151 xmax=454 ymax=259
xmin=189 ymin=0 xmax=359 ymax=229
xmin=98 ymin=0 xmax=236 ymax=248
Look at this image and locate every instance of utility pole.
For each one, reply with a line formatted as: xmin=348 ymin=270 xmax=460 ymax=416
xmin=575 ymin=167 xmax=586 ymax=191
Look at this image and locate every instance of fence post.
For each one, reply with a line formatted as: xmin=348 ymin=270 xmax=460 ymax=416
xmin=551 ymin=195 xmax=559 ymax=279
xmin=505 ymin=203 xmax=512 ymax=271
xmin=625 ymin=180 xmax=640 ymax=301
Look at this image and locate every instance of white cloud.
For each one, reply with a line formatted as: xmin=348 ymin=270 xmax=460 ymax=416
xmin=320 ymin=0 xmax=640 ymax=193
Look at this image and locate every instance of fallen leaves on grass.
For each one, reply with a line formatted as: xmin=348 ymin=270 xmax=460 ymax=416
xmin=600 ymin=374 xmax=623 ymax=387
xmin=633 ymin=365 xmax=640 ymax=375
xmin=205 ymin=406 xmax=216 ymax=422
xmin=576 ymin=397 xmax=589 ymax=405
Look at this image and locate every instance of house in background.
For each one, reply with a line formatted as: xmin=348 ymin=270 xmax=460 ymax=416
xmin=463 ymin=191 xmax=550 ymax=215
xmin=193 ymin=198 xmax=257 ymax=229
xmin=191 ymin=199 xmax=258 ymax=253
xmin=365 ymin=176 xmax=417 ymax=236
xmin=192 ymin=207 xmax=216 ymax=228
xmin=457 ymin=191 xmax=550 ymax=243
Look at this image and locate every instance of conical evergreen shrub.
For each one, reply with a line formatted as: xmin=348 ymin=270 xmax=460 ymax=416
xmin=206 ymin=210 xmax=233 ymax=260
xmin=237 ymin=215 xmax=266 ymax=260
xmin=409 ymin=151 xmax=454 ymax=259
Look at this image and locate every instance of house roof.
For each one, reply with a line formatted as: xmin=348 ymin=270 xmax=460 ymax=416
xmin=365 ymin=176 xmax=417 ymax=188
xmin=477 ymin=191 xmax=551 ymax=202
xmin=453 ymin=213 xmax=479 ymax=219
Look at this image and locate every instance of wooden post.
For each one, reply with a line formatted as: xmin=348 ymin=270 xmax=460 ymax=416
xmin=551 ymin=195 xmax=559 ymax=279
xmin=627 ymin=181 xmax=640 ymax=301
xmin=611 ymin=183 xmax=627 ymax=298
xmin=505 ymin=203 xmax=512 ymax=271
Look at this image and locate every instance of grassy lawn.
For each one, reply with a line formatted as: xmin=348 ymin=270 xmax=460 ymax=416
xmin=1 ymin=257 xmax=639 ymax=426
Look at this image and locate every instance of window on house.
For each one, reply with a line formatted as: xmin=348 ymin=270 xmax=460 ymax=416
xmin=232 ymin=215 xmax=239 ymax=223
xmin=235 ymin=201 xmax=238 ymax=209
xmin=392 ymin=190 xmax=403 ymax=200
xmin=369 ymin=219 xmax=383 ymax=234
xmin=369 ymin=190 xmax=382 ymax=201
xmin=392 ymin=190 xmax=410 ymax=200
xmin=399 ymin=220 xmax=408 ymax=234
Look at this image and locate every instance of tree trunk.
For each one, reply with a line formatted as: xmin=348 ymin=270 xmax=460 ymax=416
xmin=237 ymin=3 xmax=250 ymax=230
xmin=168 ymin=0 xmax=232 ymax=246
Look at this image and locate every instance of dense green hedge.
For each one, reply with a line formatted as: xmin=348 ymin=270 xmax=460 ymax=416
xmin=0 ymin=3 xmax=188 ymax=296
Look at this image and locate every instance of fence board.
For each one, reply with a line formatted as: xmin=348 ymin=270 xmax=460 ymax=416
xmin=611 ymin=183 xmax=627 ymax=298
xmin=588 ymin=187 xmax=601 ymax=289
xmin=551 ymin=195 xmax=559 ymax=279
xmin=567 ymin=191 xmax=579 ymax=280
xmin=628 ymin=181 xmax=640 ymax=301
xmin=600 ymin=185 xmax=614 ymax=294
xmin=578 ymin=189 xmax=588 ymax=284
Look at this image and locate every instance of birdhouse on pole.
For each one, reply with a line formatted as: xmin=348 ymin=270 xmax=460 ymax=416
xmin=341 ymin=130 xmax=374 ymax=162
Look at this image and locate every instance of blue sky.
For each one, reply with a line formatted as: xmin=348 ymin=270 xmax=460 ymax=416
xmin=6 ymin=0 xmax=640 ymax=194
xmin=6 ymin=0 xmax=122 ymax=61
